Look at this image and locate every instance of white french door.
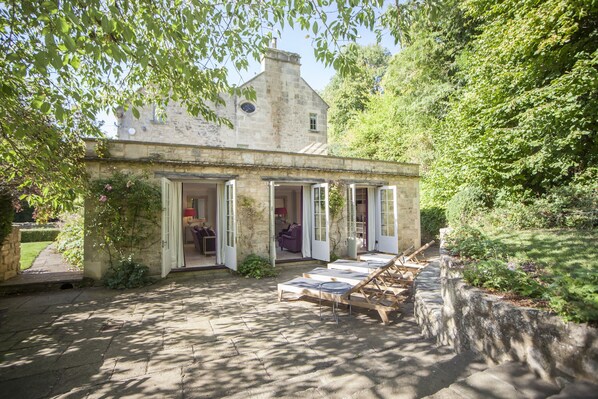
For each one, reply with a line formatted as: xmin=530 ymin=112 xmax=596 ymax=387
xmin=161 ymin=178 xmax=172 ymax=277
xmin=223 ymin=180 xmax=237 ymax=270
xmin=269 ymin=181 xmax=276 ymax=266
xmin=376 ymin=185 xmax=399 ymax=254
xmin=161 ymin=178 xmax=183 ymax=277
xmin=347 ymin=184 xmax=357 ymax=259
xmin=311 ymin=183 xmax=330 ymax=262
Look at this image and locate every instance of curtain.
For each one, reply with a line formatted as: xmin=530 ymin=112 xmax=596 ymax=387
xmin=302 ymin=185 xmax=312 ymax=258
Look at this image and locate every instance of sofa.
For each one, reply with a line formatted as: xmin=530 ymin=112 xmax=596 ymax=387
xmin=192 ymin=227 xmax=216 ymax=255
xmin=278 ymin=224 xmax=302 ymax=253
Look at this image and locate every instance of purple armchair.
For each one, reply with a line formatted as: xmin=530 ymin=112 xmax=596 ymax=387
xmin=278 ymin=224 xmax=302 ymax=253
xmin=192 ymin=227 xmax=216 ymax=255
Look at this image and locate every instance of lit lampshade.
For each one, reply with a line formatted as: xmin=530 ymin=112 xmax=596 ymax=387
xmin=275 ymin=207 xmax=287 ymax=216
xmin=184 ymin=208 xmax=196 ymax=218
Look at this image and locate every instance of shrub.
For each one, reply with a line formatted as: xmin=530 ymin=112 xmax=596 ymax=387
xmin=56 ymin=211 xmax=84 ymax=269
xmin=88 ymin=171 xmax=161 ymax=266
xmin=463 ymin=258 xmax=546 ymax=298
xmin=0 ymin=191 xmax=14 ymax=244
xmin=238 ymin=254 xmax=277 ymax=279
xmin=548 ymin=271 xmax=598 ymax=323
xmin=421 ymin=206 xmax=446 ymax=242
xmin=20 ymin=228 xmax=60 ymax=243
xmin=445 ymin=186 xmax=487 ymax=227
xmin=13 ymin=202 xmax=34 ymax=223
xmin=483 ymin=179 xmax=597 ymax=230
xmin=103 ymin=259 xmax=153 ymax=289
xmin=444 ymin=225 xmax=506 ymax=260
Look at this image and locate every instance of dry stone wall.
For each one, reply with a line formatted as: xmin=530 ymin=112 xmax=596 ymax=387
xmin=0 ymin=227 xmax=20 ymax=282
xmin=414 ymin=229 xmax=598 ymax=385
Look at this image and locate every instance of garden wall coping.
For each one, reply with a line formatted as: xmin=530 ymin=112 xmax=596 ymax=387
xmin=413 ymin=228 xmax=598 ymax=385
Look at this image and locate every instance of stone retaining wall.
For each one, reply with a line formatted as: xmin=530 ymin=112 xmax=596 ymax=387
xmin=0 ymin=227 xmax=20 ymax=282
xmin=413 ymin=230 xmax=598 ymax=385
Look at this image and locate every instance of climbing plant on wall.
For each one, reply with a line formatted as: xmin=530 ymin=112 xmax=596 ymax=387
xmin=88 ymin=171 xmax=161 ymax=267
xmin=328 ymin=182 xmax=346 ymax=259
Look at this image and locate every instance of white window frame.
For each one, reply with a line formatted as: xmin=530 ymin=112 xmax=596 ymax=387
xmin=309 ymin=113 xmax=317 ymax=131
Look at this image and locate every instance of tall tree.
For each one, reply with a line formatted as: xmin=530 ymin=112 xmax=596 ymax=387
xmin=336 ymin=0 xmax=472 ymax=206
xmin=322 ymin=44 xmax=391 ymax=155
xmin=0 ymin=0 xmax=389 ymax=219
xmin=431 ymin=0 xmax=598 ymax=202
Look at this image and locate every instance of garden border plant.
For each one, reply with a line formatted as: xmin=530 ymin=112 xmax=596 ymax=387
xmin=237 ymin=254 xmax=278 ymax=279
xmin=88 ymin=171 xmax=161 ymax=288
xmin=445 ymin=226 xmax=598 ymax=324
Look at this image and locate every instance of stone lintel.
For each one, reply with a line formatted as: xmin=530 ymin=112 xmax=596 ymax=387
xmin=83 ymin=139 xmax=420 ymax=178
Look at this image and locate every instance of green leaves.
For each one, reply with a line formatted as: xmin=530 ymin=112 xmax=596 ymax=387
xmin=1 ymin=0 xmax=392 ymax=218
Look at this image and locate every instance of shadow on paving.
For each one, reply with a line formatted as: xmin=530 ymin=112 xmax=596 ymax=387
xmin=0 ymin=263 xmax=488 ymax=399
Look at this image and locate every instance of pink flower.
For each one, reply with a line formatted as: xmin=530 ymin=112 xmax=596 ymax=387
xmin=99 ymin=195 xmax=108 ymax=202
xmin=104 ymin=184 xmax=113 ymax=191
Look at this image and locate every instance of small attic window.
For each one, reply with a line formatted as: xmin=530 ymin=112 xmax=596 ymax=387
xmin=309 ymin=113 xmax=317 ymax=131
xmin=240 ymin=102 xmax=256 ymax=114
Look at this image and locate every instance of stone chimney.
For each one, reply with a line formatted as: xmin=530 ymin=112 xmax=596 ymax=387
xmin=260 ymin=44 xmax=301 ymax=75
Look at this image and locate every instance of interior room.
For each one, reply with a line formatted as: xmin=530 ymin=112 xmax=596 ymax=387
xmin=274 ymin=185 xmax=304 ymax=261
xmin=356 ymin=187 xmax=368 ymax=253
xmin=182 ymin=182 xmax=219 ymax=267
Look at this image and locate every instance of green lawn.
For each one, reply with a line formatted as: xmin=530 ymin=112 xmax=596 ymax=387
xmin=20 ymin=241 xmax=53 ymax=270
xmin=487 ymin=229 xmax=598 ymax=275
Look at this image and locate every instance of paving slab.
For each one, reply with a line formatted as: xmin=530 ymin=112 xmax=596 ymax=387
xmin=0 ymin=262 xmax=574 ymax=398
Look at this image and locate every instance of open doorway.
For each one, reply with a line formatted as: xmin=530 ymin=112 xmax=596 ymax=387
xmin=182 ymin=182 xmax=219 ymax=267
xmin=356 ymin=188 xmax=368 ymax=253
xmin=274 ymin=185 xmax=304 ymax=261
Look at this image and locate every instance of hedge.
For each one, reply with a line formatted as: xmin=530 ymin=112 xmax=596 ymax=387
xmin=20 ymin=229 xmax=60 ymax=243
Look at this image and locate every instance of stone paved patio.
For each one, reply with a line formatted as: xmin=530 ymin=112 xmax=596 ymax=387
xmin=0 ymin=263 xmax=560 ymax=398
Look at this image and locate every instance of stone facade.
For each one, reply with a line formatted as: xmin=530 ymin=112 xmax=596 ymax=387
xmin=0 ymin=227 xmax=20 ymax=282
xmin=413 ymin=230 xmax=598 ymax=385
xmin=117 ymin=48 xmax=328 ymax=154
xmin=83 ymin=140 xmax=421 ymax=279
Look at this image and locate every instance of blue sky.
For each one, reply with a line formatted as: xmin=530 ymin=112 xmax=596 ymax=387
xmin=99 ymin=24 xmax=401 ymax=136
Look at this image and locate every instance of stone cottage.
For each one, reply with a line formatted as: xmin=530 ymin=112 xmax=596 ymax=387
xmin=83 ymin=45 xmax=420 ymax=280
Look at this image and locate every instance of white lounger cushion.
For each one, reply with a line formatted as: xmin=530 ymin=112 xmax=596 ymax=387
xmin=359 ymin=253 xmax=397 ymax=263
xmin=327 ymin=260 xmax=386 ymax=274
xmin=277 ymin=277 xmax=352 ymax=297
xmin=303 ymin=267 xmax=369 ymax=285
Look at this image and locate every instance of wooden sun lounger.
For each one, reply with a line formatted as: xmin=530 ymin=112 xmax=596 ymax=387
xmin=399 ymin=240 xmax=435 ymax=265
xmin=278 ymin=256 xmax=407 ymax=324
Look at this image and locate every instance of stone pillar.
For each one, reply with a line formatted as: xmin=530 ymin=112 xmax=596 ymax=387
xmin=0 ymin=227 xmax=20 ymax=281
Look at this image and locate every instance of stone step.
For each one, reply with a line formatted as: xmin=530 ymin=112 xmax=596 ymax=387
xmin=423 ymin=362 xmax=560 ymax=399
xmin=547 ymin=381 xmax=598 ymax=399
xmin=303 ymin=267 xmax=369 ymax=285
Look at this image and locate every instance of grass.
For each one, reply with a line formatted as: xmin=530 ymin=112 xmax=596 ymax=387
xmin=487 ymin=229 xmax=598 ymax=274
xmin=20 ymin=241 xmax=53 ymax=270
